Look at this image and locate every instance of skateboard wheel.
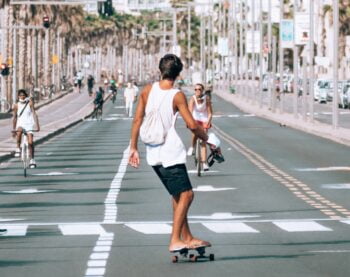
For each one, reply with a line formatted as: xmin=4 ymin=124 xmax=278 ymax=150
xmin=209 ymin=254 xmax=215 ymax=261
xmin=189 ymin=254 xmax=194 ymax=259
xmin=190 ymin=255 xmax=198 ymax=262
xmin=172 ymin=256 xmax=178 ymax=263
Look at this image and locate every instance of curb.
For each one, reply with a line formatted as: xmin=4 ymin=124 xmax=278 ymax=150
xmin=0 ymin=93 xmax=110 ymax=164
xmin=214 ymin=90 xmax=350 ymax=147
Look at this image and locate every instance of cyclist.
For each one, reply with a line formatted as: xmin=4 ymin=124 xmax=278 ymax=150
xmin=87 ymin=75 xmax=95 ymax=97
xmin=187 ymin=83 xmax=213 ymax=171
xmin=93 ymin=87 xmax=104 ymax=118
xmin=12 ymin=89 xmax=40 ymax=168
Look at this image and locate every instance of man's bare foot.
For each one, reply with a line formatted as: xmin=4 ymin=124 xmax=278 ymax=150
xmin=188 ymin=238 xmax=211 ymax=249
xmin=169 ymin=240 xmax=189 ymax=252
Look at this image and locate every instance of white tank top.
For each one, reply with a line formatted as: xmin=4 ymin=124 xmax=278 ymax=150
xmin=145 ymin=82 xmax=187 ymax=167
xmin=192 ymin=95 xmax=209 ymax=122
xmin=16 ymin=101 xmax=35 ymax=129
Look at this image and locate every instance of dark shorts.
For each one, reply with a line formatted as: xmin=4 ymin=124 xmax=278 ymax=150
xmin=152 ymin=164 xmax=192 ymax=196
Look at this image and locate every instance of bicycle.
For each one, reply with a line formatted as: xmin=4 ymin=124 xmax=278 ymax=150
xmin=12 ymin=129 xmax=37 ymax=177
xmin=193 ymin=137 xmax=202 ymax=177
xmin=92 ymin=103 xmax=103 ymax=121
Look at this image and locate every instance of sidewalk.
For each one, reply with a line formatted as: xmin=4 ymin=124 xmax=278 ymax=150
xmin=0 ymin=90 xmax=98 ymax=163
xmin=214 ymin=89 xmax=350 ymax=147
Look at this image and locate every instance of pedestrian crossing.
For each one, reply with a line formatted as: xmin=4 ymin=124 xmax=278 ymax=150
xmin=1 ymin=219 xmax=349 ymax=237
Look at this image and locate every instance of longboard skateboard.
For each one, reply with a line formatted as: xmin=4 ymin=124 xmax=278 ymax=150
xmin=171 ymin=245 xmax=214 ymax=263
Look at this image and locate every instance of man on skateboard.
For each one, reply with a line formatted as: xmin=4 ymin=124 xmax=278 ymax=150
xmin=128 ymin=54 xmax=219 ymax=252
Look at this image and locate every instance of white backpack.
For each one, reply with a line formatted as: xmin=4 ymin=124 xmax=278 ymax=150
xmin=140 ymin=92 xmax=167 ymax=146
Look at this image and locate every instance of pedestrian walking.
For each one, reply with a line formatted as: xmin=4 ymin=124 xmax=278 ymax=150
xmin=128 ymin=54 xmax=220 ymax=252
xmin=124 ymin=82 xmax=137 ymax=117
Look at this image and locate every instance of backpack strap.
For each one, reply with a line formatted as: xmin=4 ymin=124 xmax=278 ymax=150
xmin=18 ymin=101 xmax=30 ymax=118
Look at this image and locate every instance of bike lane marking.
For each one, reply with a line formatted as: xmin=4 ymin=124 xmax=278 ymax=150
xmin=83 ymin=146 xmax=129 ymax=277
xmin=213 ymin=124 xmax=350 ymax=220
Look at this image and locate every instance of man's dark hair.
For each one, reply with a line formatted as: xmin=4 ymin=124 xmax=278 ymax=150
xmin=159 ymin=54 xmax=183 ymax=81
xmin=18 ymin=89 xmax=28 ymax=97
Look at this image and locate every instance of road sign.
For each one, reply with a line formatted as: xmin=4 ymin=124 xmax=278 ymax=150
xmin=218 ymin=37 xmax=229 ymax=56
xmin=52 ymin=55 xmax=59 ymax=65
xmin=280 ymin=20 xmax=294 ymax=48
xmin=246 ymin=31 xmax=261 ymax=53
xmin=295 ymin=13 xmax=310 ymax=45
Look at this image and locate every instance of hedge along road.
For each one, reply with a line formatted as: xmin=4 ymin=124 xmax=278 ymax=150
xmin=0 ymin=90 xmax=349 ymax=277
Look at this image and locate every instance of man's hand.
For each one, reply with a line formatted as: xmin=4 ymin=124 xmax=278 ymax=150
xmin=128 ymin=148 xmax=140 ymax=168
xmin=11 ymin=130 xmax=16 ymax=138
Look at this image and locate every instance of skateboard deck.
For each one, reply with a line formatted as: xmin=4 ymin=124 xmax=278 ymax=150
xmin=171 ymin=245 xmax=214 ymax=263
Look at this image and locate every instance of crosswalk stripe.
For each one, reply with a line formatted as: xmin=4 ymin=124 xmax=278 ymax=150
xmin=202 ymin=222 xmax=260 ymax=233
xmin=59 ymin=224 xmax=107 ymax=235
xmin=0 ymin=224 xmax=28 ymax=236
xmin=273 ymin=221 xmax=332 ymax=232
xmin=125 ymin=223 xmax=172 ymax=234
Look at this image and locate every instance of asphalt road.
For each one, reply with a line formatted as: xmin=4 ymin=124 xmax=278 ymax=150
xmin=0 ymin=90 xmax=349 ymax=277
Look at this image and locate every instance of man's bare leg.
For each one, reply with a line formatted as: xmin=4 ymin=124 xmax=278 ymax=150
xmin=169 ymin=190 xmax=193 ymax=251
xmin=171 ymin=191 xmax=211 ymax=249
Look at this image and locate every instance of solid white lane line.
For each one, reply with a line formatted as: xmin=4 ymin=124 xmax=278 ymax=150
xmin=273 ymin=221 xmax=332 ymax=232
xmin=322 ymin=184 xmax=350 ymax=189
xmin=84 ymin=147 xmax=129 ymax=277
xmin=202 ymin=222 xmax=259 ymax=233
xmin=193 ymin=185 xmax=236 ymax=192
xmin=125 ymin=223 xmax=172 ymax=234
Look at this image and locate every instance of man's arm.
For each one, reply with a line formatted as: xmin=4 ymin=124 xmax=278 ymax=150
xmin=128 ymin=84 xmax=152 ymax=168
xmin=174 ymin=92 xmax=208 ymax=142
xmin=206 ymin=96 xmax=213 ymax=124
xmin=12 ymin=104 xmax=18 ymax=131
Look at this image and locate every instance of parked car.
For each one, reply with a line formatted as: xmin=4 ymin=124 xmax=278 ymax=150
xmin=338 ymin=81 xmax=350 ymax=108
xmin=314 ymin=79 xmax=329 ymax=102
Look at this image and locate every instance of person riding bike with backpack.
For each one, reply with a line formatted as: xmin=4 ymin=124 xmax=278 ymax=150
xmin=93 ymin=87 xmax=104 ymax=118
xmin=12 ymin=89 xmax=40 ymax=168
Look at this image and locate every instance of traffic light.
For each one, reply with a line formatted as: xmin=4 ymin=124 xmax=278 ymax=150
xmin=0 ymin=63 xmax=10 ymax=76
xmin=43 ymin=16 xmax=50 ymax=28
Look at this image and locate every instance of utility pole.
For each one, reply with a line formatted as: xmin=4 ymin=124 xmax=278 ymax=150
xmin=332 ymin=0 xmax=339 ymax=129
xmin=187 ymin=6 xmax=191 ymax=68
xmin=309 ymin=0 xmax=315 ymax=122
xmin=293 ymin=0 xmax=299 ymax=118
xmin=279 ymin=1 xmax=284 ymax=113
xmin=259 ymin=0 xmax=263 ymax=108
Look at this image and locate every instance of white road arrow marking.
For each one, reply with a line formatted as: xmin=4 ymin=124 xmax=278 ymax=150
xmin=193 ymin=185 xmax=236 ymax=192
xmin=189 ymin=212 xmax=260 ymax=220
xmin=295 ymin=167 xmax=350 ymax=172
xmin=202 ymin=222 xmax=259 ymax=233
xmin=321 ymin=184 xmax=350 ymax=189
xmin=2 ymin=188 xmax=58 ymax=194
xmin=32 ymin=172 xmax=79 ymax=176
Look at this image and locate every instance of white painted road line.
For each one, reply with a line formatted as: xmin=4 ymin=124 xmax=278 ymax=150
xmin=295 ymin=167 xmax=350 ymax=172
xmin=125 ymin=223 xmax=172 ymax=234
xmin=189 ymin=212 xmax=260 ymax=220
xmin=193 ymin=185 xmax=236 ymax=192
xmin=322 ymin=184 xmax=350 ymax=189
xmin=59 ymin=224 xmax=107 ymax=236
xmin=0 ymin=225 xmax=28 ymax=236
xmin=202 ymin=222 xmax=260 ymax=233
xmin=273 ymin=221 xmax=332 ymax=232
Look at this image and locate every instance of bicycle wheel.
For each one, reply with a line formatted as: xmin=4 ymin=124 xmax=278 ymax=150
xmin=195 ymin=139 xmax=201 ymax=177
xmin=22 ymin=144 xmax=28 ymax=177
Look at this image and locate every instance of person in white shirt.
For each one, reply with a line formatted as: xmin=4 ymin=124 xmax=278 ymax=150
xmin=187 ymin=84 xmax=213 ymax=171
xmin=124 ymin=82 xmax=136 ymax=117
xmin=128 ymin=54 xmax=220 ymax=253
xmin=12 ymin=89 xmax=40 ymax=168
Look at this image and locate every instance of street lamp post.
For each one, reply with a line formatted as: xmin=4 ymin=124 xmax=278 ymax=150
xmin=332 ymin=0 xmax=339 ymax=129
xmin=293 ymin=0 xmax=299 ymax=118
